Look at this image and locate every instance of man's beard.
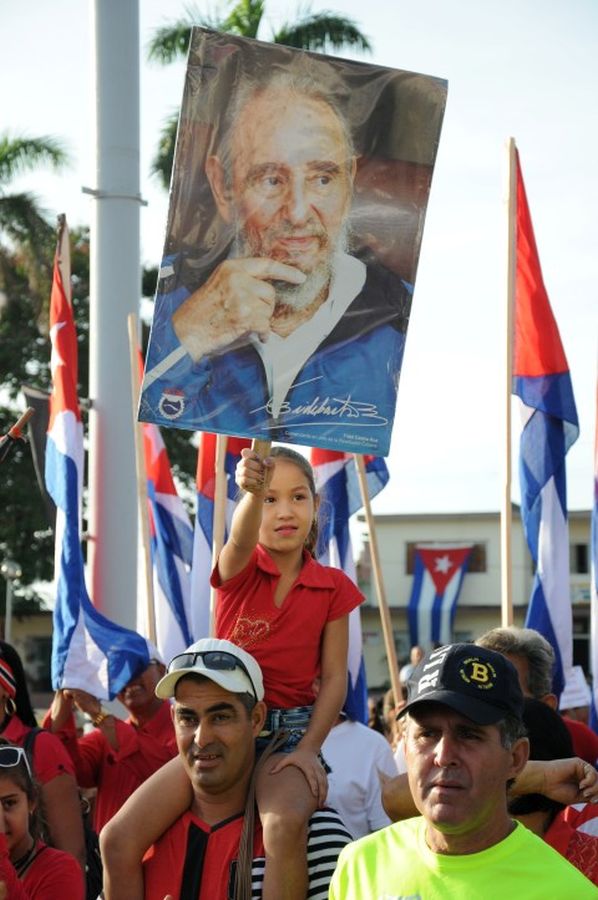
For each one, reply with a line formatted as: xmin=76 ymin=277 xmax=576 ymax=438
xmin=231 ymin=221 xmax=348 ymax=313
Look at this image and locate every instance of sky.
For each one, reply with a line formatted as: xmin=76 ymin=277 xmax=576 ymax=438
xmin=3 ymin=0 xmax=597 ymax=518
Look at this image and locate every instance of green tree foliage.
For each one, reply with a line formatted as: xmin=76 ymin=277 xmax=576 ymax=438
xmin=0 ymin=224 xmax=194 ymax=597
xmin=0 ymin=133 xmax=68 ymax=322
xmin=147 ymin=0 xmax=372 ymax=188
xmin=0 ymin=227 xmax=90 ymax=603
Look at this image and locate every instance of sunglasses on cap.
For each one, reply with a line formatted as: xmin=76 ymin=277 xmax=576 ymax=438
xmin=0 ymin=745 xmax=33 ymax=781
xmin=167 ymin=650 xmax=258 ymax=701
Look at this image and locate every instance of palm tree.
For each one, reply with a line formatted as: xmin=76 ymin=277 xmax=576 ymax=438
xmin=0 ymin=134 xmax=68 ymax=310
xmin=147 ymin=0 xmax=372 ymax=188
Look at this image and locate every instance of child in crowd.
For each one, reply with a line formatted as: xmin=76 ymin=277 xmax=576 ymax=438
xmin=101 ymin=445 xmax=363 ymax=900
xmin=0 ymin=740 xmax=84 ymax=899
xmin=0 ymin=642 xmax=85 ymax=872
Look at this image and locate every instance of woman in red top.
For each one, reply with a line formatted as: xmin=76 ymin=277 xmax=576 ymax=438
xmin=0 ymin=643 xmax=85 ymax=873
xmin=101 ymin=446 xmax=363 ymax=900
xmin=0 ymin=741 xmax=84 ymax=899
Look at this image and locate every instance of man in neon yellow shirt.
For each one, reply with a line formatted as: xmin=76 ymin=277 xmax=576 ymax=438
xmin=330 ymin=643 xmax=596 ymax=898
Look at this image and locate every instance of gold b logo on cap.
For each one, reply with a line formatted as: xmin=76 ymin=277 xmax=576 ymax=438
xmin=460 ymin=656 xmax=497 ymax=691
xmin=470 ymin=663 xmax=490 ymax=683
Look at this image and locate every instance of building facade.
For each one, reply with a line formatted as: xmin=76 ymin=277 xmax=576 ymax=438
xmin=357 ymin=507 xmax=592 ymax=691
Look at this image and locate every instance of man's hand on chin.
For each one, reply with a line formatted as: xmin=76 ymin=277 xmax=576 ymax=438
xmin=172 ymin=257 xmax=305 ymax=360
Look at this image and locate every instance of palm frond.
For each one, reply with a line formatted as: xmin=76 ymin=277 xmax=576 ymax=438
xmin=150 ymin=113 xmax=180 ymax=190
xmin=273 ymin=12 xmax=371 ymax=52
xmin=0 ymin=193 xmax=53 ymax=246
xmin=0 ymin=193 xmax=54 ymax=307
xmin=0 ymin=135 xmax=68 ymax=186
xmin=147 ymin=22 xmax=194 ymax=64
xmin=221 ymin=0 xmax=265 ymax=38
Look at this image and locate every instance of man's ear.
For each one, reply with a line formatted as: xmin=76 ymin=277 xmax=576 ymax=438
xmin=205 ymin=155 xmax=233 ymax=223
xmin=251 ymin=700 xmax=268 ymax=737
xmin=509 ymin=736 xmax=530 ymax=780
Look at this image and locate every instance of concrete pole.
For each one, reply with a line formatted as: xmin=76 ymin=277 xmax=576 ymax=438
xmin=87 ymin=0 xmax=142 ymax=626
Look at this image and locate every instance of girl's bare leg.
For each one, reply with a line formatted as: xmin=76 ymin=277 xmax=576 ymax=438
xmin=255 ymin=753 xmax=318 ymax=900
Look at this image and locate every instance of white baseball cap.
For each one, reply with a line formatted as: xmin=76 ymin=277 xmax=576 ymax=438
xmin=155 ymin=638 xmax=264 ymax=701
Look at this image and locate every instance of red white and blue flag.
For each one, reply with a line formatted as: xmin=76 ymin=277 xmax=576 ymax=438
xmin=190 ymin=433 xmax=251 ymax=638
xmin=310 ymin=450 xmax=389 ymax=723
xmin=141 ymin=422 xmax=194 ymax=662
xmin=46 ymin=217 xmax=152 ymax=699
xmin=407 ymin=545 xmax=473 ymax=649
xmin=590 ymin=380 xmax=598 ymax=731
xmin=513 ymin=152 xmax=579 ymax=698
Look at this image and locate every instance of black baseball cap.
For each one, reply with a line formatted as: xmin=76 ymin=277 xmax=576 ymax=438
xmin=398 ymin=643 xmax=524 ymax=725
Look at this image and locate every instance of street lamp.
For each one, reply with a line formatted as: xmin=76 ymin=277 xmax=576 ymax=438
xmin=1 ymin=559 xmax=22 ymax=644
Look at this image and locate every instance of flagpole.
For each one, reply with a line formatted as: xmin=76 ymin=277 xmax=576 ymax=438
xmin=354 ymin=454 xmax=402 ymax=706
xmin=209 ymin=434 xmax=229 ymax=636
xmin=127 ymin=314 xmax=156 ymax=645
xmin=500 ymin=137 xmax=517 ymax=627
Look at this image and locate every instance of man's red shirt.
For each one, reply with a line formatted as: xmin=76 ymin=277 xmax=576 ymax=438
xmin=43 ymin=700 xmax=177 ymax=832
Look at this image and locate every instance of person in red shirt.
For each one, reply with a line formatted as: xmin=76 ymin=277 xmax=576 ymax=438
xmin=509 ymin=698 xmax=598 ymax=884
xmin=100 ymin=446 xmax=363 ymax=900
xmin=44 ymin=655 xmax=177 ymax=832
xmin=0 ymin=643 xmax=85 ymax=873
xmin=0 ymin=740 xmax=84 ymax=899
xmin=102 ymin=638 xmax=351 ymax=900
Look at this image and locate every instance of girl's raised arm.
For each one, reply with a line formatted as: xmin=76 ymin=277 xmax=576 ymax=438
xmin=218 ymin=449 xmax=272 ymax=581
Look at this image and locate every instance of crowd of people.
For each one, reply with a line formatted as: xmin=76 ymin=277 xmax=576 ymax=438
xmin=1 ymin=447 xmax=597 ymax=897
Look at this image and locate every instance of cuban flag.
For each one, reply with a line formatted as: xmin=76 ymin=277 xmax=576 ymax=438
xmin=407 ymin=545 xmax=473 ymax=649
xmin=46 ymin=216 xmax=153 ymax=699
xmin=590 ymin=381 xmax=598 ymax=732
xmin=141 ymin=422 xmax=194 ymax=662
xmin=513 ymin=151 xmax=579 ymax=698
xmin=190 ymin=433 xmax=251 ymax=638
xmin=310 ymin=450 xmax=389 ymax=723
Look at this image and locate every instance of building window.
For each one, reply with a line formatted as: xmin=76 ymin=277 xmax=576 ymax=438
xmin=571 ymin=543 xmax=589 ymax=575
xmin=406 ymin=542 xmax=486 ymax=574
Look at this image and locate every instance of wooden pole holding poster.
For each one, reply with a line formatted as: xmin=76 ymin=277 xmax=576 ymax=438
xmin=127 ymin=314 xmax=156 ymax=645
xmin=209 ymin=434 xmax=229 ymax=636
xmin=354 ymin=454 xmax=402 ymax=706
xmin=500 ymin=138 xmax=517 ymax=628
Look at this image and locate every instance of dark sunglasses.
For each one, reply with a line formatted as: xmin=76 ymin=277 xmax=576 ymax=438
xmin=0 ymin=745 xmax=33 ymax=781
xmin=167 ymin=650 xmax=258 ymax=701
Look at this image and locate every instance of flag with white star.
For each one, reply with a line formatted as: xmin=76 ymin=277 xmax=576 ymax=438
xmin=46 ymin=216 xmax=153 ymax=698
xmin=407 ymin=544 xmax=473 ymax=649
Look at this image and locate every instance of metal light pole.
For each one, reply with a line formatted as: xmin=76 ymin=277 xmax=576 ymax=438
xmin=87 ymin=0 xmax=142 ymax=625
xmin=1 ymin=560 xmax=22 ymax=644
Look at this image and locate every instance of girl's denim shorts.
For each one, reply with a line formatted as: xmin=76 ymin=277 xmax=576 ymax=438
xmin=256 ymin=704 xmax=330 ymax=771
